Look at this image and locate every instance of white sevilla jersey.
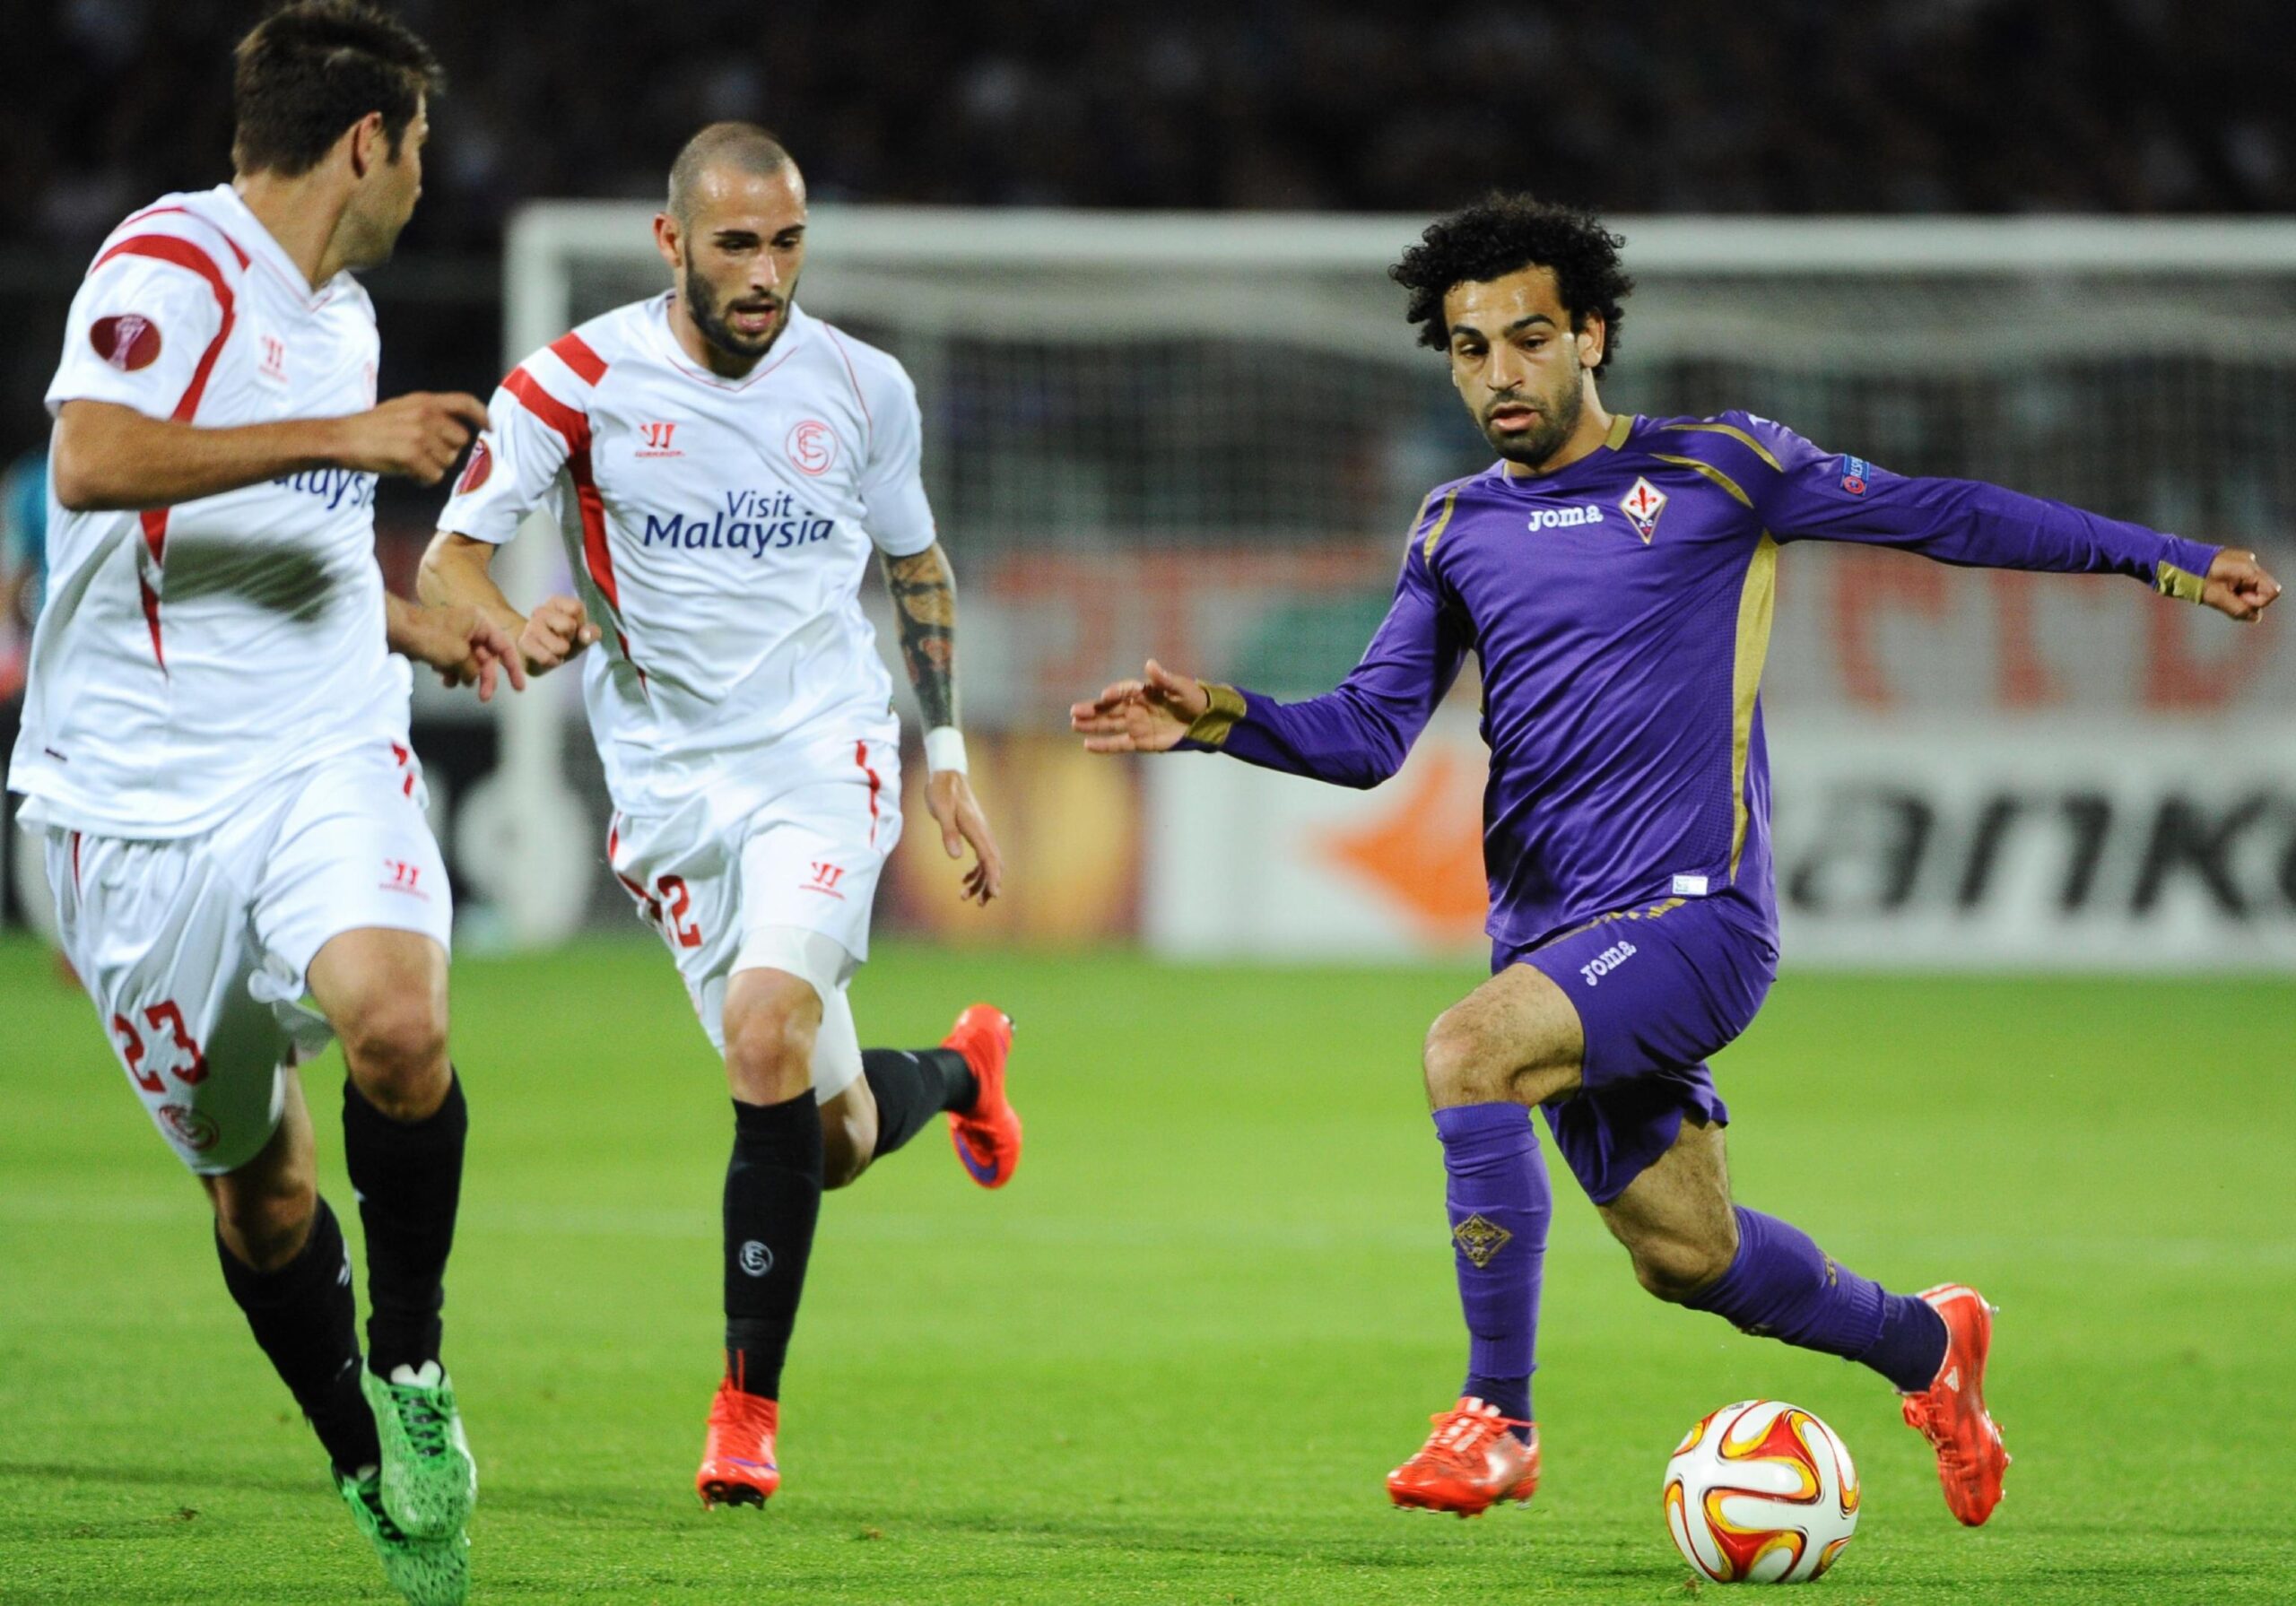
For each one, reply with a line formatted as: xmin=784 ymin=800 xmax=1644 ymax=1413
xmin=439 ymin=296 xmax=939 ymax=817
xmin=8 ymin=186 xmax=408 ymax=838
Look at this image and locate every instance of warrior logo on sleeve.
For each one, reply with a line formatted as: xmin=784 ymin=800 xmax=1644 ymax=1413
xmin=91 ymin=314 xmax=161 ymax=372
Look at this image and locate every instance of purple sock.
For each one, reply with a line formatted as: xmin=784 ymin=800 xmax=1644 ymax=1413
xmin=1686 ymin=1207 xmax=1947 ymax=1393
xmin=1434 ymin=1103 xmax=1549 ymax=1437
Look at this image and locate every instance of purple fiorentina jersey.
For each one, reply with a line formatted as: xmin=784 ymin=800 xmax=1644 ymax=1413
xmin=1185 ymin=411 xmax=2221 ymax=951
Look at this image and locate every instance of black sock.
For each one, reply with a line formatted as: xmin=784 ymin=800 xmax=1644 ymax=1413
xmin=724 ymin=1093 xmax=824 ymax=1399
xmin=342 ymin=1071 xmax=466 ymax=1376
xmin=861 ymin=1047 xmax=978 ymax=1158
xmin=216 ymin=1196 xmax=380 ymax=1474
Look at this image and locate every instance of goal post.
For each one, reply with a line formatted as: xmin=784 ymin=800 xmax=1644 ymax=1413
xmin=472 ymin=208 xmax=2296 ymax=957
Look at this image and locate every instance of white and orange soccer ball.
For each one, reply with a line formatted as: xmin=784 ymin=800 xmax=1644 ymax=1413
xmin=1662 ymin=1400 xmax=1860 ymax=1584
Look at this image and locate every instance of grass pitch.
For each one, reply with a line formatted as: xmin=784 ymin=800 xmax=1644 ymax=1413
xmin=1 ymin=934 xmax=2291 ymax=1603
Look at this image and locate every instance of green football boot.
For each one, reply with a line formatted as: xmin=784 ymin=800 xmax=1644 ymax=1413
xmin=361 ymin=1361 xmax=477 ymax=1539
xmin=336 ymin=1465 xmax=469 ymax=1606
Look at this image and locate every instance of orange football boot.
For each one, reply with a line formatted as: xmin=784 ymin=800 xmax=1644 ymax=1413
xmin=1387 ymin=1397 xmax=1541 ymax=1516
xmin=944 ymin=1004 xmax=1022 ymax=1189
xmin=1900 ymin=1282 xmax=2009 ymax=1525
xmin=696 ymin=1382 xmax=779 ymax=1509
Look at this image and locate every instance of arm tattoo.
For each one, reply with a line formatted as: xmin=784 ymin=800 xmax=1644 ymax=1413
xmin=883 ymin=543 xmax=959 ymax=730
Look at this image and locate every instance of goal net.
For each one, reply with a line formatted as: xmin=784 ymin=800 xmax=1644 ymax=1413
xmin=468 ymin=208 xmax=2296 ymax=966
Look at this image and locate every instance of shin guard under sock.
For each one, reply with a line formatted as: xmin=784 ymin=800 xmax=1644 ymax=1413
xmin=1434 ymin=1103 xmax=1550 ymax=1435
xmin=723 ymin=1092 xmax=824 ymax=1398
xmin=343 ymin=1072 xmax=467 ymax=1376
xmin=860 ymin=1047 xmax=977 ymax=1159
xmin=1686 ymin=1206 xmax=1948 ymax=1392
xmin=216 ymin=1196 xmax=379 ymax=1472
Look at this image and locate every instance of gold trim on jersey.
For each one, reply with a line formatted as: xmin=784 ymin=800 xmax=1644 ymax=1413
xmin=1729 ymin=534 xmax=1780 ymax=878
xmin=1653 ymin=453 xmax=1754 ymax=509
xmin=1604 ymin=412 xmax=1635 ymax=449
xmin=1658 ymin=421 xmax=1783 ymax=472
xmin=2154 ymin=560 xmax=2207 ymax=603
xmin=1421 ymin=490 xmax=1461 ymax=560
xmin=1187 ymin=681 xmax=1248 ymax=746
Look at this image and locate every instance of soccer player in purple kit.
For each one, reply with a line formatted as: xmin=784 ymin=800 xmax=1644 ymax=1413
xmin=1072 ymin=196 xmax=2281 ymax=1526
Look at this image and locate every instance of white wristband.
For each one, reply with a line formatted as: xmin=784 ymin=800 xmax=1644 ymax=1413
xmin=924 ymin=725 xmax=969 ymax=775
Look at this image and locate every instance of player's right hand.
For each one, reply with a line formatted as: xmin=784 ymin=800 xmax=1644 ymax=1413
xmin=335 ymin=392 xmax=492 ymax=485
xmin=2202 ymin=548 xmax=2283 ymax=622
xmin=1070 ymin=659 xmax=1209 ymax=753
xmin=520 ymin=593 xmax=601 ymax=674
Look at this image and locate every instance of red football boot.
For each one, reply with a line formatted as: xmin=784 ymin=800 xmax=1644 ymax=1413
xmin=1386 ymin=1397 xmax=1541 ymax=1516
xmin=696 ymin=1382 xmax=779 ymax=1509
xmin=944 ymin=1004 xmax=1022 ymax=1189
xmin=1900 ymin=1282 xmax=2009 ymax=1525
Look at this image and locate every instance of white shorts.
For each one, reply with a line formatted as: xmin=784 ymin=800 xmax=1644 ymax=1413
xmin=43 ymin=741 xmax=453 ymax=1176
xmin=606 ymin=735 xmax=900 ymax=1100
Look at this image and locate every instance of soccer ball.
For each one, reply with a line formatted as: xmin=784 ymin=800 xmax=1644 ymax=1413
xmin=1662 ymin=1400 xmax=1859 ymax=1584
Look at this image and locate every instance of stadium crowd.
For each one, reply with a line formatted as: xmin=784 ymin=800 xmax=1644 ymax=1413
xmin=6 ymin=0 xmax=2294 ymax=252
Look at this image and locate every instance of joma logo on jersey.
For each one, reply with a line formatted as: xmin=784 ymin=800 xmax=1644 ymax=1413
xmin=1578 ymin=939 xmax=1638 ymax=987
xmin=272 ymin=466 xmax=377 ymax=511
xmin=1526 ymin=505 xmax=1605 ymax=532
xmin=640 ymin=489 xmax=833 ymax=557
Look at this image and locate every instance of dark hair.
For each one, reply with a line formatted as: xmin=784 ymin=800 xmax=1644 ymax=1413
xmin=1390 ymin=195 xmax=1634 ymax=374
xmin=231 ymin=2 xmax=444 ymax=178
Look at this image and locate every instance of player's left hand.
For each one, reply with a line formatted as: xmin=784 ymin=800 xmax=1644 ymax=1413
xmin=2202 ymin=549 xmax=2283 ymax=622
xmin=402 ymin=603 xmax=527 ymax=702
xmin=926 ymin=768 xmax=1004 ymax=905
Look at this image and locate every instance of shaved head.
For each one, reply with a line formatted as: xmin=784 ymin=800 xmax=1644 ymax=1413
xmin=667 ymin=121 xmax=793 ymax=227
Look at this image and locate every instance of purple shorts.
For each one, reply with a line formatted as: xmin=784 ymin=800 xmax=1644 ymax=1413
xmin=1496 ymin=893 xmax=1778 ymax=1206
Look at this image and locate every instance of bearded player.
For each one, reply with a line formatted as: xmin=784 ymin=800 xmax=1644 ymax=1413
xmin=6 ymin=6 xmax=523 ymax=1602
xmin=418 ymin=122 xmax=1021 ymax=1508
xmin=1073 ymin=196 xmax=2281 ymax=1526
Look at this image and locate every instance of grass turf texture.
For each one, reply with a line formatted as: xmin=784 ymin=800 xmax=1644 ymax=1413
xmin=1 ymin=934 xmax=2290 ymax=1604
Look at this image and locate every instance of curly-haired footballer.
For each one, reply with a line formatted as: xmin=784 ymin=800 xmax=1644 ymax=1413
xmin=1074 ymin=194 xmax=2280 ymax=1524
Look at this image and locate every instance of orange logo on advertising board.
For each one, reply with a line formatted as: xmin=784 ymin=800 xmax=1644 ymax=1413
xmin=1318 ymin=748 xmax=1489 ymax=938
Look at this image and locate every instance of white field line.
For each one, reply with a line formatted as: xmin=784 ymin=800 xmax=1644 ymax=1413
xmin=1 ymin=1194 xmax=2291 ymax=1271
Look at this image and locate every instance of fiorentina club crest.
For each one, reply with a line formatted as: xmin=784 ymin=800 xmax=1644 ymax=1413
xmin=1619 ymin=475 xmax=1669 ymax=543
xmin=1452 ymin=1212 xmax=1513 ymax=1268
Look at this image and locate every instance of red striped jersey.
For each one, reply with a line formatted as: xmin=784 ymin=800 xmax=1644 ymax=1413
xmin=9 ymin=186 xmax=407 ymax=838
xmin=439 ymin=295 xmax=938 ymax=820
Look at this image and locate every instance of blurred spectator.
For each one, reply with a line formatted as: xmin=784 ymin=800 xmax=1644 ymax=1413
xmin=0 ymin=448 xmax=44 ymax=702
xmin=3 ymin=0 xmax=2292 ymax=258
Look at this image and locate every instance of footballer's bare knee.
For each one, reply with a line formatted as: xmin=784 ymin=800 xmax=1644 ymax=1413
xmin=1602 ymin=1120 xmax=1738 ymax=1302
xmin=1423 ymin=965 xmax=1584 ymax=1110
xmin=338 ymin=991 xmax=451 ymax=1118
xmin=724 ymin=968 xmax=822 ymax=1107
xmin=1624 ymin=1227 xmax=1738 ymax=1303
xmin=308 ymin=928 xmax=452 ymax=1119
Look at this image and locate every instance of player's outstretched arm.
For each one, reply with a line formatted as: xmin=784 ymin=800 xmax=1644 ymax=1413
xmin=384 ymin=592 xmax=526 ymax=702
xmin=1071 ymin=540 xmax=1467 ymax=788
xmin=882 ymin=543 xmax=1003 ymax=905
xmin=51 ymin=392 xmax=491 ymax=512
xmin=417 ymin=532 xmax=598 ymax=677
